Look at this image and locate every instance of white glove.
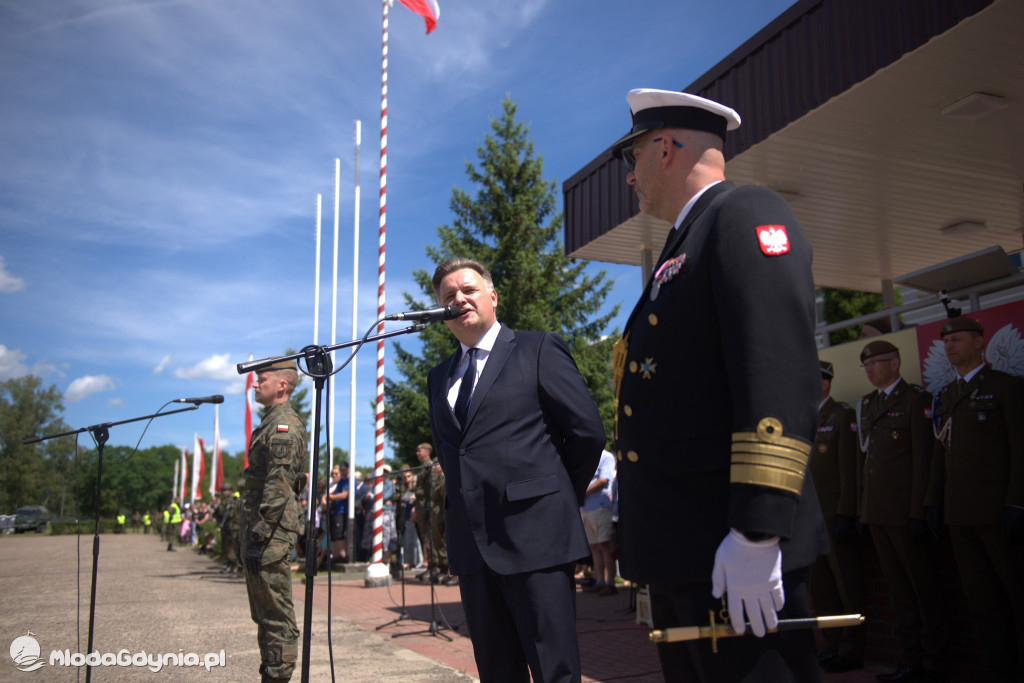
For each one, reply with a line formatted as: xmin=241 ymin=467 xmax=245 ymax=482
xmin=711 ymin=529 xmax=784 ymax=637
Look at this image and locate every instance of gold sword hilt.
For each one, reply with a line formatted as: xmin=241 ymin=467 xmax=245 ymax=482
xmin=649 ymin=613 xmax=865 ymax=653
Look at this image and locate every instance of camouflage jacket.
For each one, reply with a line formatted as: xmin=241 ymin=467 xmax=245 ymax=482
xmin=243 ymin=401 xmax=308 ymax=539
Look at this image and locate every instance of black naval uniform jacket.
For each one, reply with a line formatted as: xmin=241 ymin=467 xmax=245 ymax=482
xmin=858 ymin=378 xmax=934 ymax=526
xmin=616 ymin=180 xmax=827 ymax=585
xmin=926 ymin=366 xmax=1024 ymax=525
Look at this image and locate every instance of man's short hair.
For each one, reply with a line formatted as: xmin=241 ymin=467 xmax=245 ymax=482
xmin=432 ymin=258 xmax=494 ymax=301
xmin=416 ymin=443 xmax=433 ymax=454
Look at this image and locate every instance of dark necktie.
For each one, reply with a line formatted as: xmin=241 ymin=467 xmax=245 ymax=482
xmin=453 ymin=348 xmax=478 ymax=427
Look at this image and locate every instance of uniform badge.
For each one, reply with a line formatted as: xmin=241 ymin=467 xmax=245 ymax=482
xmin=639 ymin=357 xmax=657 ymax=379
xmin=277 ymin=425 xmax=289 ymax=432
xmin=756 ymin=225 xmax=790 ymax=255
xmin=650 ymin=254 xmax=686 ymax=301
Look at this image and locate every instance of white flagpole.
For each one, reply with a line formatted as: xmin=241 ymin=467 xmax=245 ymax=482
xmin=191 ymin=433 xmax=201 ymax=505
xmin=180 ymin=448 xmax=188 ymax=502
xmin=330 ymin=159 xmax=341 ymax=480
xmin=349 ymin=120 xmax=361 ymax=524
xmin=311 ymin=195 xmax=322 ymax=487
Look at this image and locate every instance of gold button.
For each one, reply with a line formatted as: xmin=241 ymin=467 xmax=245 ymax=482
xmin=616 ymin=450 xmax=623 ymax=461
xmin=629 ymin=361 xmax=638 ymax=373
xmin=627 ymin=451 xmax=639 ymax=462
xmin=648 ymin=314 xmax=658 ymax=326
xmin=623 ymin=405 xmax=633 ymax=417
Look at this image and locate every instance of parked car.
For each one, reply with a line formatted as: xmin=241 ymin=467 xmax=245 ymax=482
xmin=13 ymin=505 xmax=51 ymax=533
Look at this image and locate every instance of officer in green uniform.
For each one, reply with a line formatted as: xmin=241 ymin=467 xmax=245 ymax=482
xmin=242 ymin=358 xmax=308 ymax=683
xmin=216 ymin=484 xmax=238 ymax=572
xmin=412 ymin=443 xmax=448 ymax=582
xmin=858 ymin=340 xmax=946 ymax=682
xmin=810 ymin=360 xmax=866 ymax=673
xmin=926 ymin=316 xmax=1024 ymax=681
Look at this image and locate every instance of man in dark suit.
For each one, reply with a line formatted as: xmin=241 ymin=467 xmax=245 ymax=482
xmin=926 ymin=316 xmax=1024 ymax=681
xmin=610 ymin=88 xmax=828 ymax=681
xmin=857 ymin=340 xmax=946 ymax=682
xmin=810 ymin=360 xmax=866 ymax=673
xmin=426 ymin=257 xmax=605 ymax=683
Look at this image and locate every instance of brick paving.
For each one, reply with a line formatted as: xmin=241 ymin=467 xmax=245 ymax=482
xmin=302 ymin=570 xmax=889 ymax=682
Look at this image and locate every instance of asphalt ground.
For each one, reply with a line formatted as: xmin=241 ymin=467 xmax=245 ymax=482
xmin=0 ymin=532 xmax=476 ymax=682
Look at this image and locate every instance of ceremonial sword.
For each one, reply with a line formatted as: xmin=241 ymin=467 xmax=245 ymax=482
xmin=650 ymin=611 xmax=865 ymax=653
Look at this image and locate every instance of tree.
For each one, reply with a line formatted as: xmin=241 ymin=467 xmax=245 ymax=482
xmin=821 ymin=287 xmax=898 ymax=346
xmin=0 ymin=376 xmax=74 ymax=515
xmin=384 ymin=97 xmax=618 ymax=462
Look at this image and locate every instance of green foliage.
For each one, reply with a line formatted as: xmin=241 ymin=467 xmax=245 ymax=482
xmin=0 ymin=376 xmax=76 ymax=516
xmin=76 ymin=444 xmax=181 ymax=517
xmin=821 ymin=287 xmax=901 ymax=346
xmin=384 ymin=97 xmax=618 ymax=461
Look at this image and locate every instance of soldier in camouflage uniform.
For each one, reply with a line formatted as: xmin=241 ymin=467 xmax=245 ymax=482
xmin=242 ymin=359 xmax=308 ymax=683
xmin=217 ymin=484 xmax=239 ymax=573
xmin=411 ymin=443 xmax=448 ymax=582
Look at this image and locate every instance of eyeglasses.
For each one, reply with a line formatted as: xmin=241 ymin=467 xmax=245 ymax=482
xmin=620 ymin=136 xmax=683 ymax=172
xmin=860 ymin=357 xmax=896 ymax=369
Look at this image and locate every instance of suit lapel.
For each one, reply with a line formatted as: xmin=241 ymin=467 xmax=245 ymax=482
xmin=436 ymin=351 xmax=461 ymax=430
xmin=462 ymin=325 xmax=515 ymax=432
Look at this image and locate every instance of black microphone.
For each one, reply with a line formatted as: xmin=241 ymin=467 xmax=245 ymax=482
xmin=173 ymin=395 xmax=225 ymax=405
xmin=384 ymin=306 xmax=461 ymax=322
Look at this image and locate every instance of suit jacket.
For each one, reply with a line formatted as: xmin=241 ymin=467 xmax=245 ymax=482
xmin=615 ymin=181 xmax=827 ymax=584
xmin=858 ymin=378 xmax=934 ymax=525
xmin=926 ymin=366 xmax=1024 ymax=525
xmin=812 ymin=397 xmax=861 ymax=523
xmin=427 ymin=325 xmax=605 ymax=576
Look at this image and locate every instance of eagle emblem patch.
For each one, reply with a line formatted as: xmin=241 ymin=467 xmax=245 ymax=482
xmin=756 ymin=225 xmax=790 ymax=255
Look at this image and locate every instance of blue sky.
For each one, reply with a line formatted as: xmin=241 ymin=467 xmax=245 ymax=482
xmin=1 ymin=0 xmax=795 ymax=467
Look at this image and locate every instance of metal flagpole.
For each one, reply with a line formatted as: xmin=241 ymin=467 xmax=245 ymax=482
xmin=365 ymin=0 xmax=391 ymax=586
xmin=311 ymin=195 xmax=323 ymax=487
xmin=350 ymin=120 xmax=361 ymax=541
xmin=172 ymin=458 xmax=179 ymax=502
xmin=209 ymin=404 xmax=220 ymax=499
xmin=330 ymin=160 xmax=341 ymax=478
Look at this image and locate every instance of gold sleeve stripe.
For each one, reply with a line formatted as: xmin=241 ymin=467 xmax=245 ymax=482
xmin=729 ymin=417 xmax=811 ymax=496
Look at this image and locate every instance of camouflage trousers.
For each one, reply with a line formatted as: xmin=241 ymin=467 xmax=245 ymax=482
xmin=244 ymin=532 xmax=298 ymax=681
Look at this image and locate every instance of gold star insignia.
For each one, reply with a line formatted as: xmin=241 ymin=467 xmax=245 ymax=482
xmin=640 ymin=357 xmax=657 ymax=379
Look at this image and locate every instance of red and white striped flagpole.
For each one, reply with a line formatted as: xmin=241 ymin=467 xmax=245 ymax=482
xmin=368 ymin=0 xmax=391 ymax=578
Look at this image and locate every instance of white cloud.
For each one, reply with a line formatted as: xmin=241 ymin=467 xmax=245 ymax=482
xmin=174 ymin=353 xmax=238 ymax=381
xmin=0 ymin=255 xmax=25 ymax=293
xmin=0 ymin=345 xmax=29 ymax=379
xmin=66 ymin=375 xmax=116 ymax=402
xmin=153 ymin=355 xmax=171 ymax=374
xmin=106 ymin=397 xmax=124 ymax=407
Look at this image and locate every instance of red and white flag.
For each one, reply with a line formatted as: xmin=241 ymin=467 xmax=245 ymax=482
xmin=192 ymin=433 xmax=205 ymax=502
xmin=180 ymin=448 xmax=188 ymax=501
xmin=211 ymin=404 xmax=223 ymax=496
xmin=244 ymin=361 xmax=254 ymax=469
xmin=397 ymin=0 xmax=440 ymax=34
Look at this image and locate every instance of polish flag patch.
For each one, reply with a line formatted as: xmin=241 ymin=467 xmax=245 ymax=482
xmin=756 ymin=225 xmax=790 ymax=255
xmin=277 ymin=425 xmax=289 ymax=432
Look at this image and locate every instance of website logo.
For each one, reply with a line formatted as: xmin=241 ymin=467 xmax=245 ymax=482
xmin=10 ymin=632 xmax=46 ymax=672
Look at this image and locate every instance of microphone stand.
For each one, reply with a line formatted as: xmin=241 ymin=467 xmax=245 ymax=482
xmin=239 ymin=322 xmax=426 ymax=683
xmin=23 ymin=404 xmax=201 ymax=683
xmin=392 ymin=461 xmax=454 ymax=642
xmin=376 ymin=496 xmax=416 ymax=631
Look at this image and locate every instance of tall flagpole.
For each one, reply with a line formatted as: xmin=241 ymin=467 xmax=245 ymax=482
xmin=330 ymin=160 xmax=341 ymax=479
xmin=209 ymin=404 xmax=220 ymax=499
xmin=366 ymin=0 xmax=390 ymax=584
xmin=350 ymin=119 xmax=361 ymax=535
xmin=311 ymin=195 xmax=323 ymax=490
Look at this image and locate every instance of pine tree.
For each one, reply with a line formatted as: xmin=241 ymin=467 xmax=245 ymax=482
xmin=384 ymin=97 xmax=618 ymax=463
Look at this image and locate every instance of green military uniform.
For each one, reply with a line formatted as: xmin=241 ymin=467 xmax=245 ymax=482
xmin=166 ymin=502 xmax=182 ymax=551
xmin=810 ymin=377 xmax=866 ymax=668
xmin=243 ymin=400 xmax=308 ymax=682
xmin=216 ymin=492 xmax=238 ymax=570
xmin=927 ymin=323 xmax=1024 ymax=679
xmin=858 ymin=351 xmax=946 ymax=675
xmin=414 ymin=462 xmax=448 ymax=577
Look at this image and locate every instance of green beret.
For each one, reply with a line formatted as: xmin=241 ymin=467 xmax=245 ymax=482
xmin=860 ymin=340 xmax=899 ymax=362
xmin=940 ymin=316 xmax=984 ymax=337
xmin=819 ymin=360 xmax=834 ymax=379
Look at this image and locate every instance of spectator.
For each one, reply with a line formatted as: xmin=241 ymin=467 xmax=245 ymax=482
xmin=580 ymin=449 xmax=617 ymax=596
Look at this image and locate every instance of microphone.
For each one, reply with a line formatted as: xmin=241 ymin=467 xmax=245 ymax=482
xmin=384 ymin=305 xmax=461 ymax=322
xmin=173 ymin=395 xmax=225 ymax=405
